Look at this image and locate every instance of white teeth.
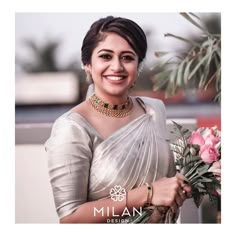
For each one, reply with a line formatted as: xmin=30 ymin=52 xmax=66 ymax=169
xmin=106 ymin=76 xmax=124 ymax=81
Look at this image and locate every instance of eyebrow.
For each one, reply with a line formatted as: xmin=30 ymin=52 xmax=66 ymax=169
xmin=97 ymin=49 xmax=136 ymax=56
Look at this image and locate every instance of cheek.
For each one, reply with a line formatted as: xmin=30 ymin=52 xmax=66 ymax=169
xmin=91 ymin=60 xmax=109 ymax=73
xmin=128 ymin=66 xmax=138 ymax=77
xmin=91 ymin=64 xmax=107 ymax=75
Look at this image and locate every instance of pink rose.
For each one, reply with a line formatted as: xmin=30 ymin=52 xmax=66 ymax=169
xmin=199 ymin=144 xmax=220 ymax=163
xmin=201 ymin=128 xmax=214 ymax=139
xmin=205 ymin=134 xmax=220 ymax=146
xmin=189 ymin=131 xmax=205 ymax=146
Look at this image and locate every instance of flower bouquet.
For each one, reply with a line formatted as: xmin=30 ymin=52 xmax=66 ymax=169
xmin=125 ymin=121 xmax=221 ymax=223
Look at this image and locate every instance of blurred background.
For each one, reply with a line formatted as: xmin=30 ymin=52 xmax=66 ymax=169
xmin=15 ymin=12 xmax=221 ymax=223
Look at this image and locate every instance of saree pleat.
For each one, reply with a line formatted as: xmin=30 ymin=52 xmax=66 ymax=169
xmin=88 ymin=111 xmax=169 ymax=201
xmin=89 ymin=115 xmax=149 ymax=196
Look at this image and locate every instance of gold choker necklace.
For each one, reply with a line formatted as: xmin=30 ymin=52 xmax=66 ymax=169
xmin=88 ymin=94 xmax=133 ymax=118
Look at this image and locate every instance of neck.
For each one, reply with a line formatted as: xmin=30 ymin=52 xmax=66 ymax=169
xmin=94 ymin=91 xmax=129 ymax=105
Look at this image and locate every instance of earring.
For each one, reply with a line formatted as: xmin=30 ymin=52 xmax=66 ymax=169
xmin=138 ymin=62 xmax=144 ymax=76
xmin=129 ymin=80 xmax=136 ymax=89
xmin=86 ymin=72 xmax=91 ymax=82
xmin=86 ymin=71 xmax=93 ymax=83
xmin=81 ymin=62 xmax=85 ymax=70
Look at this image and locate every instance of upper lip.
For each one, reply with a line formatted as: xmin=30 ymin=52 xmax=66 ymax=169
xmin=103 ymin=74 xmax=127 ymax=77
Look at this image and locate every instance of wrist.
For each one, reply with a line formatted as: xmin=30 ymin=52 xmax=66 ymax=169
xmin=126 ymin=184 xmax=153 ymax=209
xmin=143 ymin=182 xmax=153 ymax=207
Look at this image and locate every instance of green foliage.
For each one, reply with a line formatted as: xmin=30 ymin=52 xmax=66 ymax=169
xmin=152 ymin=13 xmax=221 ymax=103
xmin=16 ymin=39 xmax=61 ymax=73
xmin=16 ymin=38 xmax=82 ymax=74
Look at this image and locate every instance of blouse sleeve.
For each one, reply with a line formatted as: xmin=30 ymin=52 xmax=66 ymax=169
xmin=45 ymin=115 xmax=92 ymax=219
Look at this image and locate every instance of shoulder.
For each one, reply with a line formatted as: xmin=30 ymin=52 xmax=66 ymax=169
xmin=52 ymin=101 xmax=89 ymax=131
xmin=135 ymin=96 xmax=168 ymax=137
xmin=45 ymin=109 xmax=91 ymax=150
xmin=52 ymin=111 xmax=85 ymax=132
xmin=136 ymin=96 xmax=167 ymax=129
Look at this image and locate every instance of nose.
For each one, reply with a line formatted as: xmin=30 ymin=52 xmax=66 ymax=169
xmin=110 ymin=58 xmax=124 ymax=72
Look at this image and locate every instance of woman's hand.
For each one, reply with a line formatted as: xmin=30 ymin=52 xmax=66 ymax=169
xmin=151 ymin=176 xmax=192 ymax=213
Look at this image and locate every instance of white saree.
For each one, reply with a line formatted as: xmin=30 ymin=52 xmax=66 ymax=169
xmin=45 ymin=97 xmax=176 ymax=220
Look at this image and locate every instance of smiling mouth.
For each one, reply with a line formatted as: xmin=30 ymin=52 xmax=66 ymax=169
xmin=104 ymin=75 xmax=126 ymax=81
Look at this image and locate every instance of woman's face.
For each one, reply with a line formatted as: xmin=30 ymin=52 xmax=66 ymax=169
xmin=85 ymin=33 xmax=139 ymax=100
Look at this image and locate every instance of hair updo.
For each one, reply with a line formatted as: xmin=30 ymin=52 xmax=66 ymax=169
xmin=81 ymin=16 xmax=147 ymax=65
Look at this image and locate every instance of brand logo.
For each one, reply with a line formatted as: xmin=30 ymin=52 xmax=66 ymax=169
xmin=93 ymin=185 xmax=143 ymax=222
xmin=109 ymin=185 xmax=126 ymax=202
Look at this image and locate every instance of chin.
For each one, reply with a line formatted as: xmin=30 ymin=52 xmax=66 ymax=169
xmin=107 ymin=88 xmax=128 ymax=96
xmin=108 ymin=84 xmax=132 ymax=95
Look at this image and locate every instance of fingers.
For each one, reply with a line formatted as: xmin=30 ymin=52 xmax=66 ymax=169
xmin=151 ymin=177 xmax=192 ymax=211
xmin=178 ymin=186 xmax=187 ymax=201
xmin=183 ymin=184 xmax=192 ymax=198
xmin=177 ymin=177 xmax=192 ymax=199
xmin=172 ymin=179 xmax=191 ymax=210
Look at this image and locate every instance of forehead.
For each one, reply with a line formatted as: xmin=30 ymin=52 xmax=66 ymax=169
xmin=94 ymin=33 xmax=136 ymax=53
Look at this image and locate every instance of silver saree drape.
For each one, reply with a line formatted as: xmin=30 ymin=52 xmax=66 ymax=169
xmin=45 ymin=97 xmax=175 ymax=220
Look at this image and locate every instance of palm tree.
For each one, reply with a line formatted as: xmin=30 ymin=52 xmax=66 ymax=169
xmin=151 ymin=13 xmax=221 ymax=103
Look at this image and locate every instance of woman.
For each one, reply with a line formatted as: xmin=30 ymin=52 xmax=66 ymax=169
xmin=45 ymin=16 xmax=192 ymax=223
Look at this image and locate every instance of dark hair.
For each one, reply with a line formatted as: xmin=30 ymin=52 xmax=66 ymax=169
xmin=81 ymin=16 xmax=147 ymax=65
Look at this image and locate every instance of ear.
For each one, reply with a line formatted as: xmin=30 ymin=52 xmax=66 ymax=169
xmin=85 ymin=64 xmax=91 ymax=75
xmin=85 ymin=64 xmax=93 ymax=83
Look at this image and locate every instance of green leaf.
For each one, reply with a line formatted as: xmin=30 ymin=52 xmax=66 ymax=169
xmin=215 ymin=65 xmax=221 ymax=92
xmin=189 ymin=12 xmax=201 ymax=20
xmin=164 ymin=33 xmax=201 ymax=48
xmin=152 ymin=70 xmax=171 ymax=91
xmin=183 ymin=57 xmax=195 ymax=83
xmin=180 ymin=13 xmax=209 ymax=35
xmin=216 ymin=45 xmax=221 ymax=58
xmin=205 ymin=40 xmax=214 ymax=68
xmin=150 ymin=57 xmax=174 ymax=71
xmin=181 ymin=128 xmax=190 ymax=136
xmin=154 ymin=51 xmax=171 ymax=57
xmin=194 ymin=182 xmax=205 ymax=189
xmin=183 ymin=147 xmax=190 ymax=157
xmin=198 ymin=66 xmax=207 ymax=88
xmin=214 ymin=91 xmax=221 ymax=103
xmin=169 ymin=68 xmax=177 ymax=84
xmin=188 ymin=52 xmax=209 ymax=80
xmin=176 ymin=60 xmax=186 ymax=86
xmin=172 ymin=120 xmax=183 ymax=132
xmin=185 ymin=160 xmax=204 ymax=180
xmin=165 ymin=81 xmax=175 ymax=98
xmin=193 ymin=192 xmax=203 ymax=208
xmin=197 ymin=164 xmax=211 ymax=176
xmin=199 ymin=176 xmax=213 ymax=183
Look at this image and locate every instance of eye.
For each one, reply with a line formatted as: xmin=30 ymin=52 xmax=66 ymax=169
xmin=121 ymin=55 xmax=135 ymax=61
xmin=99 ymin=54 xmax=112 ymax=60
